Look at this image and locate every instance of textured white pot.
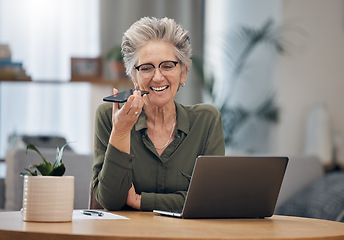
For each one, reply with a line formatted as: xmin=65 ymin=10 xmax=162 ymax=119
xmin=22 ymin=175 xmax=74 ymax=222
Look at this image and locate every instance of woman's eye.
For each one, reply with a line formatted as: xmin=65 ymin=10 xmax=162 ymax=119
xmin=161 ymin=64 xmax=174 ymax=70
xmin=141 ymin=65 xmax=153 ymax=72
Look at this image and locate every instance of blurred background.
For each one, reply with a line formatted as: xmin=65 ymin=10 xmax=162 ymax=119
xmin=1 ymin=0 xmax=343 ymax=160
xmin=1 ymin=0 xmax=344 ymax=219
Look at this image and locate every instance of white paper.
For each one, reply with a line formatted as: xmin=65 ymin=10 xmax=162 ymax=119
xmin=73 ymin=210 xmax=129 ymax=220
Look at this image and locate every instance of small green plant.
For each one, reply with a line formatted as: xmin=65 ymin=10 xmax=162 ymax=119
xmin=105 ymin=45 xmax=123 ymax=61
xmin=21 ymin=143 xmax=70 ymax=176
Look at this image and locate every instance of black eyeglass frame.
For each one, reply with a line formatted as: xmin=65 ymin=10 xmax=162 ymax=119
xmin=134 ymin=60 xmax=180 ymax=72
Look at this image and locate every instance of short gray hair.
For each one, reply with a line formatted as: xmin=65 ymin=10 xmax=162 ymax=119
xmin=121 ymin=17 xmax=192 ymax=78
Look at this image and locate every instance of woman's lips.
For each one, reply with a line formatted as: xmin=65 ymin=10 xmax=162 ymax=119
xmin=150 ymin=86 xmax=169 ymax=92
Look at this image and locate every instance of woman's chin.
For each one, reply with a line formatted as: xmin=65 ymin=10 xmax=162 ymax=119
xmin=147 ymin=88 xmax=177 ymax=107
xmin=149 ymin=96 xmax=173 ymax=107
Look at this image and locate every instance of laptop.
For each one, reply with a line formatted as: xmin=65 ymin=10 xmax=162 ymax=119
xmin=153 ymin=156 xmax=288 ymax=219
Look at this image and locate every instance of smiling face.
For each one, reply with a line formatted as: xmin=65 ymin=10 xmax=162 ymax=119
xmin=132 ymin=40 xmax=187 ymax=108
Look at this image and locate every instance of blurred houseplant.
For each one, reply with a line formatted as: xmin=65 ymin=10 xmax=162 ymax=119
xmin=21 ymin=143 xmax=74 ymax=222
xmin=105 ymin=45 xmax=127 ymax=80
xmin=21 ymin=143 xmax=69 ymax=176
xmin=195 ymin=19 xmax=287 ymax=152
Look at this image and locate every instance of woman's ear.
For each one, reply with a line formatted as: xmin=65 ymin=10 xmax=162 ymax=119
xmin=180 ymin=66 xmax=188 ymax=86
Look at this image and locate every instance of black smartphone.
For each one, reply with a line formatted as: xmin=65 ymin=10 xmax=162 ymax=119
xmin=103 ymin=89 xmax=149 ymax=103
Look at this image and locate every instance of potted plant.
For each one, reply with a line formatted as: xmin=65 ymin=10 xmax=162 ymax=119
xmin=20 ymin=143 xmax=74 ymax=222
xmin=105 ymin=45 xmax=127 ymax=80
xmin=195 ymin=19 xmax=286 ymax=152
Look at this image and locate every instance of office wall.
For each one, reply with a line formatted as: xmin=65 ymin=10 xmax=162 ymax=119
xmin=276 ymin=0 xmax=344 ymax=163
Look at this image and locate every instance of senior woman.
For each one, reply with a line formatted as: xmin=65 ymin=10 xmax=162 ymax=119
xmin=92 ymin=17 xmax=225 ymax=211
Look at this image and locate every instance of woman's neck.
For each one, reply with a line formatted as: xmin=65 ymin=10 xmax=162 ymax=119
xmin=144 ymin=101 xmax=177 ymax=154
xmin=144 ymin=101 xmax=176 ymax=126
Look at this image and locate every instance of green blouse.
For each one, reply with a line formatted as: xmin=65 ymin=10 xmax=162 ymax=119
xmin=92 ymin=102 xmax=225 ymax=211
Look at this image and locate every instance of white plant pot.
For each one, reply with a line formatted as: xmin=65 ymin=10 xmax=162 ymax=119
xmin=22 ymin=175 xmax=74 ymax=222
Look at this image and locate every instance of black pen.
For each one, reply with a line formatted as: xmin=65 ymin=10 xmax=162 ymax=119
xmin=81 ymin=210 xmax=104 ymax=217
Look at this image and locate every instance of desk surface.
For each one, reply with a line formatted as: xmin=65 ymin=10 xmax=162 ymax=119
xmin=0 ymin=211 xmax=344 ymax=240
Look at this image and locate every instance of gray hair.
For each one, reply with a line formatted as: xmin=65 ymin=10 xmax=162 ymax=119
xmin=121 ymin=17 xmax=192 ymax=78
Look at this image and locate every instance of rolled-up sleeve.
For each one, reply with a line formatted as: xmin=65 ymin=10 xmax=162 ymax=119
xmin=92 ymin=103 xmax=134 ymax=210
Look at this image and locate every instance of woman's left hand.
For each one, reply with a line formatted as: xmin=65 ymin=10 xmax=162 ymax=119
xmin=126 ymin=183 xmax=141 ymax=210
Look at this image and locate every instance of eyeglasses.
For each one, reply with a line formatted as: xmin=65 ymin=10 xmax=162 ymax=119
xmin=134 ymin=60 xmax=180 ymax=79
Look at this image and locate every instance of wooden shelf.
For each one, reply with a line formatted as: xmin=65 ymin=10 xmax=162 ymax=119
xmin=70 ymin=78 xmax=133 ymax=89
xmin=0 ymin=78 xmax=31 ymax=82
xmin=1 ymin=77 xmax=134 ymax=89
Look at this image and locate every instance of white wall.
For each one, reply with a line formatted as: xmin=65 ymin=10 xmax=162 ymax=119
xmin=276 ymin=0 xmax=344 ymax=162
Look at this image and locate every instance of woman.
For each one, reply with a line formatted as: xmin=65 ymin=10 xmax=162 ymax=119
xmin=93 ymin=17 xmax=225 ymax=211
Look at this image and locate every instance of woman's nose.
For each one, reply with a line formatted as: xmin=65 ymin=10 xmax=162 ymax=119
xmin=152 ymin=67 xmax=165 ymax=80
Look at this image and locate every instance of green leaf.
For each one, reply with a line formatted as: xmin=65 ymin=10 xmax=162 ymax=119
xmin=50 ymin=164 xmax=66 ymax=176
xmin=255 ymin=96 xmax=279 ymax=123
xmin=26 ymin=144 xmax=49 ymax=166
xmin=20 ymin=168 xmax=38 ymax=176
xmin=34 ymin=163 xmax=53 ymax=176
xmin=54 ymin=145 xmax=60 ymax=168
xmin=220 ymin=105 xmax=249 ymax=144
xmin=54 ymin=142 xmax=70 ymax=168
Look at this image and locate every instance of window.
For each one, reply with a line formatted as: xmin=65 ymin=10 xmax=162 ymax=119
xmin=0 ymin=0 xmax=100 ymax=158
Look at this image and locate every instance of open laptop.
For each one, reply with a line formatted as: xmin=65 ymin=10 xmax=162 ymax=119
xmin=153 ymin=156 xmax=288 ymax=219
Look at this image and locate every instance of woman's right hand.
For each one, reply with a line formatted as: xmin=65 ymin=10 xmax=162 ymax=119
xmin=109 ymin=88 xmax=145 ymax=153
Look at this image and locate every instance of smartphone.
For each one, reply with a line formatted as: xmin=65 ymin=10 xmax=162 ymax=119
xmin=103 ymin=89 xmax=149 ymax=103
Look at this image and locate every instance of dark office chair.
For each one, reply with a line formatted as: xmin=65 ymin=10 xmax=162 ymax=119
xmin=88 ymin=181 xmax=104 ymax=210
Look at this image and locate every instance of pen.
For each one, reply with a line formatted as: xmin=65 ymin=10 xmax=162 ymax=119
xmin=81 ymin=210 xmax=104 ymax=217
